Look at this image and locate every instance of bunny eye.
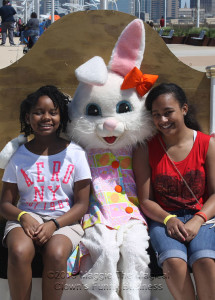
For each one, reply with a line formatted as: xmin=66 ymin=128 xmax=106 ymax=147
xmin=86 ymin=103 xmax=102 ymax=116
xmin=116 ymin=101 xmax=132 ymax=114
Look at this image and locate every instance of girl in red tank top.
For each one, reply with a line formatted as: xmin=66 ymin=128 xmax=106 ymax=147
xmin=148 ymin=131 xmax=210 ymax=212
xmin=133 ymin=83 xmax=215 ymax=300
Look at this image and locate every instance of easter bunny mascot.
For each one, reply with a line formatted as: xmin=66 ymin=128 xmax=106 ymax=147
xmin=66 ymin=19 xmax=158 ymax=300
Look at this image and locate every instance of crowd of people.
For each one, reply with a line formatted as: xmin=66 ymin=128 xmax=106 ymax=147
xmin=0 ymin=0 xmax=50 ymax=48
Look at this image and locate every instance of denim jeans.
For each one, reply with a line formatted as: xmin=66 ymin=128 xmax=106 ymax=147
xmin=149 ymin=210 xmax=215 ymax=267
xmin=1 ymin=21 xmax=15 ymax=44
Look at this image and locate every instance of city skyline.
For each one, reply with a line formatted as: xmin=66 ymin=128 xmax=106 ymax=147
xmin=11 ymin=0 xmax=215 ymax=23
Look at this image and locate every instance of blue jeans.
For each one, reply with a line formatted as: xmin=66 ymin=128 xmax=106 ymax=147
xmin=1 ymin=21 xmax=15 ymax=44
xmin=149 ymin=210 xmax=215 ymax=267
xmin=20 ymin=30 xmax=39 ymax=46
xmin=27 ymin=30 xmax=39 ymax=45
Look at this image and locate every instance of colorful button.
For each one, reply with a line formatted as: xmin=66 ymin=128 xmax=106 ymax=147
xmin=112 ymin=161 xmax=120 ymax=169
xmin=115 ymin=185 xmax=122 ymax=193
xmin=125 ymin=207 xmax=133 ymax=214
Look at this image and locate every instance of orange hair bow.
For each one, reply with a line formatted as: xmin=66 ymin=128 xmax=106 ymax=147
xmin=121 ymin=67 xmax=158 ymax=97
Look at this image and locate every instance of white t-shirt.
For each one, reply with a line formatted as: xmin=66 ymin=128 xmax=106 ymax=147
xmin=2 ymin=142 xmax=91 ymax=217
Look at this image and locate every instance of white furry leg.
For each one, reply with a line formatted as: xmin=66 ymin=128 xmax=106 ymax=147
xmin=119 ymin=220 xmax=151 ymax=300
xmin=80 ymin=224 xmax=121 ymax=300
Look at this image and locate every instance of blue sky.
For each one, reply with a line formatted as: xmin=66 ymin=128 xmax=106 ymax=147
xmin=181 ymin=0 xmax=190 ymax=8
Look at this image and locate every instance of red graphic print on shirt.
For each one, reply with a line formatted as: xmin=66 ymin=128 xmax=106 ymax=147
xmin=21 ymin=161 xmax=74 ymax=211
xmin=154 ymin=169 xmax=205 ymax=210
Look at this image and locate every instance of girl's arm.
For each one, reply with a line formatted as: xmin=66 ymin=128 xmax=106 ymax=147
xmin=133 ymin=144 xmax=188 ymax=241
xmin=0 ymin=182 xmax=40 ymax=238
xmin=0 ymin=182 xmax=20 ymax=220
xmin=184 ymin=137 xmax=215 ymax=241
xmin=199 ymin=137 xmax=215 ymax=218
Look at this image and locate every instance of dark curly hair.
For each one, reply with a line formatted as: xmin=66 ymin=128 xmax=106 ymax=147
xmin=20 ymin=85 xmax=70 ymax=137
xmin=145 ymin=83 xmax=201 ymax=131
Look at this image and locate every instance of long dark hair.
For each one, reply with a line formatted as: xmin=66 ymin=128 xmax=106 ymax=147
xmin=145 ymin=83 xmax=201 ymax=131
xmin=20 ymin=85 xmax=70 ymax=137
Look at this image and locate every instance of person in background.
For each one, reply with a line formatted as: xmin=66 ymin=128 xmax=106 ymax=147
xmin=149 ymin=21 xmax=155 ymax=29
xmin=160 ymin=16 xmax=165 ymax=28
xmin=39 ymin=19 xmax=46 ymax=36
xmin=24 ymin=12 xmax=39 ymax=48
xmin=16 ymin=17 xmax=22 ymax=36
xmin=133 ymin=83 xmax=215 ymax=300
xmin=0 ymin=0 xmax=16 ymax=46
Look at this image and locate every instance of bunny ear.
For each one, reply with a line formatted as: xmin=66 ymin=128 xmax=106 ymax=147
xmin=75 ymin=56 xmax=108 ymax=86
xmin=108 ymin=19 xmax=145 ymax=77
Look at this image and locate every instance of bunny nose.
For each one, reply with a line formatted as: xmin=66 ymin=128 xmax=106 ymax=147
xmin=103 ymin=118 xmax=118 ymax=131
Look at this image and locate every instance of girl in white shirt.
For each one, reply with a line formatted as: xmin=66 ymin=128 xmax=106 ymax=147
xmin=0 ymin=85 xmax=91 ymax=300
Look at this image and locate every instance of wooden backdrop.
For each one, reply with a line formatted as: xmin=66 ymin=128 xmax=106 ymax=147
xmin=0 ymin=10 xmax=210 ymax=175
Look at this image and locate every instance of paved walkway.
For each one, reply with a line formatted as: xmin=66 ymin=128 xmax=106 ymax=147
xmin=0 ymin=37 xmax=25 ymax=69
xmin=0 ymin=37 xmax=214 ymax=72
xmin=167 ymin=44 xmax=215 ymax=72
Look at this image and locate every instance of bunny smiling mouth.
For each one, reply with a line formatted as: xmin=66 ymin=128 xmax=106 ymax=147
xmin=103 ymin=136 xmax=117 ymax=144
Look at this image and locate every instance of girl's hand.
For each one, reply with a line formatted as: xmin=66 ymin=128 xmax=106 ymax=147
xmin=33 ymin=221 xmax=56 ymax=246
xmin=184 ymin=216 xmax=203 ymax=242
xmin=166 ymin=217 xmax=188 ymax=242
xmin=20 ymin=213 xmax=40 ymax=239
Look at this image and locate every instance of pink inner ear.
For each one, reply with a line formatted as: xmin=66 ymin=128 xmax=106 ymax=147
xmin=109 ymin=20 xmax=143 ymax=77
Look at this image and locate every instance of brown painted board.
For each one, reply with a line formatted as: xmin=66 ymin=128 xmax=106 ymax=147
xmin=0 ymin=10 xmax=210 ymax=185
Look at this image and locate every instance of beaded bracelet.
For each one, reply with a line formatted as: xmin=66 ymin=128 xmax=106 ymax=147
xmin=194 ymin=211 xmax=207 ymax=222
xmin=163 ymin=214 xmax=177 ymax=226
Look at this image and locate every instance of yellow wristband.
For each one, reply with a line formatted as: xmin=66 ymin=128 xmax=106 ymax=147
xmin=17 ymin=211 xmax=28 ymax=222
xmin=163 ymin=214 xmax=177 ymax=226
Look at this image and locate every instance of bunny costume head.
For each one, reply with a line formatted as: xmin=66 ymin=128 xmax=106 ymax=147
xmin=66 ymin=19 xmax=158 ymax=150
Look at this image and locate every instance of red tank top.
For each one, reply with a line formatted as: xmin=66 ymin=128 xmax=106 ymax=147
xmin=147 ymin=131 xmax=211 ymax=211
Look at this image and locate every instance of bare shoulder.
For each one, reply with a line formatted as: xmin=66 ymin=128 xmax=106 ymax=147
xmin=206 ymin=136 xmax=215 ymax=161
xmin=133 ymin=143 xmax=148 ymax=159
xmin=208 ymin=136 xmax=215 ymax=151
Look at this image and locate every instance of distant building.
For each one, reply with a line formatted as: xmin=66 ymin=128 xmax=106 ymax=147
xmin=151 ymin=0 xmax=179 ymax=23
xmin=178 ymin=7 xmax=205 ymax=23
xmin=167 ymin=0 xmax=179 ymax=19
xmin=190 ymin=0 xmax=215 ymax=17
xmin=151 ymin=0 xmax=162 ymax=21
xmin=117 ymin=0 xmax=151 ymax=17
xmin=135 ymin=0 xmax=151 ymax=19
